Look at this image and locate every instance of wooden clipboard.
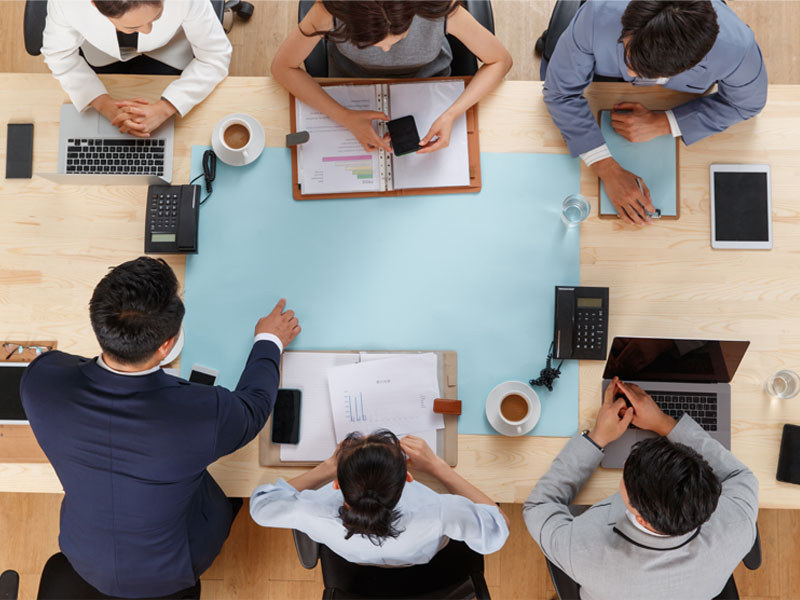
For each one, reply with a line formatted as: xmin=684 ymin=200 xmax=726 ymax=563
xmin=0 ymin=341 xmax=57 ymax=463
xmin=289 ymin=77 xmax=481 ymax=201
xmin=596 ymin=110 xmax=681 ymax=220
xmin=259 ymin=350 xmax=459 ymax=467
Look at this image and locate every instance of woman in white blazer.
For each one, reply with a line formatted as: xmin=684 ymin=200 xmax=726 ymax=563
xmin=42 ymin=0 xmax=231 ymax=137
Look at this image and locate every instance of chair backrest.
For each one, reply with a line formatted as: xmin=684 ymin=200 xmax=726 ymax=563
xmin=23 ymin=0 xmax=226 ymax=58
xmin=541 ymin=0 xmax=585 ymax=63
xmin=0 ymin=570 xmax=20 ymax=600
xmin=315 ymin=540 xmax=489 ymax=599
xmin=298 ymin=0 xmax=495 ymax=78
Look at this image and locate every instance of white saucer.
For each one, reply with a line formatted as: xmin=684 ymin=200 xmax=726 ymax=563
xmin=160 ymin=327 xmax=184 ymax=366
xmin=211 ymin=113 xmax=266 ymax=167
xmin=485 ymin=381 xmax=541 ymax=436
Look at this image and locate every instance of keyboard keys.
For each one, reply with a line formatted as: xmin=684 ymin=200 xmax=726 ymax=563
xmin=64 ymin=137 xmax=167 ymax=175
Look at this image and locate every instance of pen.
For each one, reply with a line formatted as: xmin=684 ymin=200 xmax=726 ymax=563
xmin=636 ymin=178 xmax=661 ymax=219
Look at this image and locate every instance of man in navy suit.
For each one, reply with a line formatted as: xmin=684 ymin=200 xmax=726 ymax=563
xmin=542 ymin=0 xmax=767 ymax=225
xmin=21 ymin=257 xmax=301 ymax=598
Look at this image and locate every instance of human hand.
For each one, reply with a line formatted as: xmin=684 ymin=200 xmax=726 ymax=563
xmin=111 ymin=99 xmax=177 ymax=138
xmin=90 ymin=94 xmax=139 ymax=129
xmin=342 ymin=109 xmax=391 ymax=152
xmin=616 ymin=380 xmax=676 ymax=436
xmin=593 ymin=157 xmax=655 ymax=225
xmin=417 ymin=111 xmax=455 ymax=154
xmin=610 ymin=103 xmax=671 ymax=143
xmin=254 ymin=298 xmax=301 ymax=348
xmin=588 ymin=377 xmax=634 ymax=448
xmin=400 ymin=435 xmax=446 ymax=476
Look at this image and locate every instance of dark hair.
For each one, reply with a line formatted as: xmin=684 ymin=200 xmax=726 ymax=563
xmin=336 ymin=430 xmax=407 ymax=545
xmin=306 ymin=1 xmax=459 ymax=49
xmin=93 ymin=0 xmax=163 ymax=19
xmin=620 ymin=1 xmax=719 ymax=79
xmin=623 ymin=437 xmax=721 ymax=536
xmin=89 ymin=256 xmax=185 ymax=365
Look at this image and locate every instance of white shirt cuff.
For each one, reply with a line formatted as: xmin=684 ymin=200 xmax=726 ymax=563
xmin=665 ymin=110 xmax=682 ymax=137
xmin=579 ymin=144 xmax=612 ymax=167
xmin=254 ymin=333 xmax=283 ymax=353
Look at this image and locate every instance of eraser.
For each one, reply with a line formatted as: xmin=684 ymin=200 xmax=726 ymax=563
xmin=286 ymin=131 xmax=310 ymax=147
xmin=433 ymin=398 xmax=462 ymax=415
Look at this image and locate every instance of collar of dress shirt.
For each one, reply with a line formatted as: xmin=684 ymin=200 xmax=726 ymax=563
xmin=96 ymin=354 xmax=162 ymax=376
xmin=626 ymin=509 xmax=669 ymax=537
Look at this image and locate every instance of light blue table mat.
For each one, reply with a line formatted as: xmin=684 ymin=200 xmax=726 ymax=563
xmin=181 ymin=147 xmax=581 ymax=437
xmin=599 ymin=110 xmax=677 ymax=217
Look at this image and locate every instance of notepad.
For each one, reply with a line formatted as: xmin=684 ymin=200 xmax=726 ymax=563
xmin=295 ymin=80 xmax=470 ymax=195
xmin=598 ymin=110 xmax=678 ymax=218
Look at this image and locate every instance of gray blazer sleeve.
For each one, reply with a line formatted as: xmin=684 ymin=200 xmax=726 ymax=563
xmin=671 ymin=40 xmax=767 ymax=145
xmin=522 ymin=434 xmax=605 ymax=577
xmin=541 ymin=3 xmax=606 ymax=157
xmin=668 ymin=415 xmax=759 ymax=534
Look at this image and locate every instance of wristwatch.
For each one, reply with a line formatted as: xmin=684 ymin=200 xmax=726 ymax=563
xmin=581 ymin=429 xmax=604 ymax=452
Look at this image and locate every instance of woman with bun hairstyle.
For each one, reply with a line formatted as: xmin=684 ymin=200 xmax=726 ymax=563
xmin=271 ymin=0 xmax=512 ymax=154
xmin=250 ymin=430 xmax=508 ymax=565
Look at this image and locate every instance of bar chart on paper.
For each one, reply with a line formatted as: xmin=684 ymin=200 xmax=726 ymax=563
xmin=322 ymin=154 xmax=374 ymax=180
xmin=345 ymin=392 xmax=367 ymax=423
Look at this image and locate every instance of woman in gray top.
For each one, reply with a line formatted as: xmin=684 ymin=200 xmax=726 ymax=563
xmin=272 ymin=1 xmax=512 ymax=154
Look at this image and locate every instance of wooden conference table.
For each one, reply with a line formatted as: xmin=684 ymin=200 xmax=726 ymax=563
xmin=1 ymin=74 xmax=799 ymax=508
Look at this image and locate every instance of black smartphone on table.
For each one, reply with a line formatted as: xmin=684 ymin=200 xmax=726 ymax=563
xmin=272 ymin=389 xmax=301 ymax=444
xmin=6 ymin=123 xmax=34 ymax=179
xmin=386 ymin=115 xmax=421 ymax=156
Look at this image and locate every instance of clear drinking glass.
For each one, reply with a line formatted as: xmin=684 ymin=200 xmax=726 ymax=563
xmin=562 ymin=194 xmax=590 ymax=226
xmin=766 ymin=370 xmax=800 ymax=399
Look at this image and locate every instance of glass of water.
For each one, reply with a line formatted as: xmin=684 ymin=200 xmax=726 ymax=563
xmin=766 ymin=369 xmax=800 ymax=399
xmin=562 ymin=194 xmax=591 ymax=226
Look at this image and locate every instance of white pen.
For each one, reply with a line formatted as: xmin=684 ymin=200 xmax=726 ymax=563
xmin=636 ymin=177 xmax=661 ymax=219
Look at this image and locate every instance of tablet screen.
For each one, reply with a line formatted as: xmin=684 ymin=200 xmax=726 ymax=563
xmin=0 ymin=365 xmax=28 ymax=421
xmin=713 ymin=172 xmax=770 ymax=242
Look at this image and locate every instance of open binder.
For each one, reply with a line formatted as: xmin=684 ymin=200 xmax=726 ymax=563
xmin=289 ymin=77 xmax=481 ymax=200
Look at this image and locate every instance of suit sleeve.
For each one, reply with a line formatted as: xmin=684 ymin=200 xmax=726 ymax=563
xmin=522 ymin=434 xmax=604 ymax=578
xmin=541 ymin=3 xmax=607 ymax=157
xmin=161 ymin=0 xmax=232 ymax=116
xmin=212 ymin=339 xmax=281 ymax=459
xmin=41 ymin=0 xmax=108 ymax=111
xmin=671 ymin=38 xmax=767 ymax=145
xmin=668 ymin=415 xmax=759 ymax=539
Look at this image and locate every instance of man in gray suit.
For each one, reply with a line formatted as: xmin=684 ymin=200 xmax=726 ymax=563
xmin=524 ymin=377 xmax=758 ymax=600
xmin=542 ymin=0 xmax=767 ymax=225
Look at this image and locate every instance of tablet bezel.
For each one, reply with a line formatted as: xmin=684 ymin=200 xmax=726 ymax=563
xmin=710 ymin=163 xmax=772 ymax=250
xmin=0 ymin=362 xmax=30 ymax=424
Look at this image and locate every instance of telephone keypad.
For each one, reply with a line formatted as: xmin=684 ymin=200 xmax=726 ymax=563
xmin=149 ymin=190 xmax=179 ymax=233
xmin=575 ymin=309 xmax=605 ymax=353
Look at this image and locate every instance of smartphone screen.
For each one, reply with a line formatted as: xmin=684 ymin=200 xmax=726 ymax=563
xmin=189 ymin=369 xmax=217 ymax=385
xmin=272 ymin=389 xmax=301 ymax=444
xmin=6 ymin=123 xmax=34 ymax=179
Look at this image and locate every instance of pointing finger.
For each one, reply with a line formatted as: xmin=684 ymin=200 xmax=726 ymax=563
xmin=271 ymin=298 xmax=287 ymax=315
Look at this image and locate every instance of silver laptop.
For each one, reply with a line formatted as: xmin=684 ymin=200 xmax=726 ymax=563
xmin=601 ymin=336 xmax=749 ymax=468
xmin=37 ymin=104 xmax=174 ymax=185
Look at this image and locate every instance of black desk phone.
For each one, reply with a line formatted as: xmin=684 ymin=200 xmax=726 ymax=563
xmin=144 ymin=184 xmax=199 ymax=254
xmin=553 ymin=286 xmax=609 ymax=360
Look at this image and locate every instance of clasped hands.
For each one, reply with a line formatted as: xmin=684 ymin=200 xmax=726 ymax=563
xmin=91 ymin=94 xmax=177 ymax=138
xmin=588 ymin=376 xmax=677 ymax=448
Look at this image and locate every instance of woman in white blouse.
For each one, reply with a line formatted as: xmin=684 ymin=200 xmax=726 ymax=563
xmin=42 ymin=0 xmax=231 ymax=138
xmin=250 ymin=431 xmax=509 ymax=566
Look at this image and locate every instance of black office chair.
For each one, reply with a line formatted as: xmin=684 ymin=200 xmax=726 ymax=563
xmin=0 ymin=570 xmax=19 ymax=600
xmin=292 ymin=530 xmax=491 ymax=599
xmin=297 ymin=0 xmax=494 ymax=78
xmin=23 ymin=0 xmax=253 ymax=60
xmin=544 ymin=506 xmax=763 ymax=600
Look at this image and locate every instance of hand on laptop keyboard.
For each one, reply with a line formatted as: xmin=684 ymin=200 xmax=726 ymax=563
xmin=616 ymin=380 xmax=677 ymax=436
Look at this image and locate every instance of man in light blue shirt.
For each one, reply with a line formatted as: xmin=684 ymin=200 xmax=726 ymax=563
xmin=542 ymin=0 xmax=767 ymax=225
xmin=250 ymin=432 xmax=508 ymax=565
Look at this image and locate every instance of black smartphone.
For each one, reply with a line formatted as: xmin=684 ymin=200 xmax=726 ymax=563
xmin=272 ymin=388 xmax=301 ymax=444
xmin=189 ymin=364 xmax=218 ymax=385
xmin=386 ymin=115 xmax=421 ymax=156
xmin=6 ymin=123 xmax=34 ymax=179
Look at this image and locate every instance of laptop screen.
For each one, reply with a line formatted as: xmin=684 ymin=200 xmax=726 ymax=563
xmin=602 ymin=338 xmax=749 ymax=384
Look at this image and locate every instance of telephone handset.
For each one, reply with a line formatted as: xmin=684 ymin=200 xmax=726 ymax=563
xmin=144 ymin=184 xmax=200 ymax=254
xmin=553 ymin=286 xmax=609 ymax=360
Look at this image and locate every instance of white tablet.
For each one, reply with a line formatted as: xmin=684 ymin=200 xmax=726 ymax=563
xmin=0 ymin=362 xmax=29 ymax=424
xmin=710 ymin=164 xmax=772 ymax=250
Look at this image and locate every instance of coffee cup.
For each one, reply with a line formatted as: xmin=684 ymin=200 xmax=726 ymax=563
xmin=212 ymin=114 xmax=265 ymax=167
xmin=498 ymin=391 xmax=533 ymax=434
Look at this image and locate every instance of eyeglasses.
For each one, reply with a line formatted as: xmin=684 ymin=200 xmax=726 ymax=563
xmin=3 ymin=344 xmax=53 ymax=360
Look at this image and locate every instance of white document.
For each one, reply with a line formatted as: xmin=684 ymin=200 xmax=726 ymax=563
xmin=279 ymin=352 xmax=360 ymax=461
xmin=327 ymin=353 xmax=444 ymax=443
xmin=390 ymin=80 xmax=470 ymax=189
xmin=296 ymin=85 xmax=383 ymax=195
